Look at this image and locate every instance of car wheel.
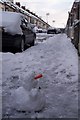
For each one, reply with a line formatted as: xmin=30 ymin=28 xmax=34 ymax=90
xmin=31 ymin=40 xmax=34 ymax=46
xmin=20 ymin=38 xmax=25 ymax=52
xmin=31 ymin=35 xmax=36 ymax=46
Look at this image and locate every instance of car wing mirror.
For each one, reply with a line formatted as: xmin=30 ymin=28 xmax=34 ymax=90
xmin=20 ymin=23 xmax=27 ymax=30
xmin=20 ymin=25 xmax=25 ymax=30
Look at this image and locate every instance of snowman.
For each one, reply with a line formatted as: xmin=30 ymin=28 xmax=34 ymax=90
xmin=10 ymin=72 xmax=46 ymax=112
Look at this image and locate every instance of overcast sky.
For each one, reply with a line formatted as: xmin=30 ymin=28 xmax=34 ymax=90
xmin=14 ymin=0 xmax=75 ymax=28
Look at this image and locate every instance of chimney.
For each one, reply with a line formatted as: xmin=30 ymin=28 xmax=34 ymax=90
xmin=21 ymin=6 xmax=26 ymax=10
xmin=16 ymin=2 xmax=20 ymax=7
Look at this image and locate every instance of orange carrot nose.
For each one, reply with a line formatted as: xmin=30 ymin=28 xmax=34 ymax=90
xmin=34 ymin=74 xmax=43 ymax=80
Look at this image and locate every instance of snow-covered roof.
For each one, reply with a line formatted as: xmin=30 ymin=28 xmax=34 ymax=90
xmin=11 ymin=4 xmax=39 ymax=20
xmin=0 ymin=0 xmax=13 ymax=2
xmin=11 ymin=3 xmax=30 ymax=16
xmin=0 ymin=0 xmax=4 ymax=3
xmin=74 ymin=0 xmax=80 ymax=2
xmin=0 ymin=0 xmax=33 ymax=17
xmin=0 ymin=0 xmax=9 ymax=2
xmin=0 ymin=0 xmax=40 ymax=20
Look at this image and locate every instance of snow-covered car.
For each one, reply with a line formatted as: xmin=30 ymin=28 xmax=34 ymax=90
xmin=0 ymin=11 xmax=36 ymax=52
xmin=47 ymin=27 xmax=57 ymax=34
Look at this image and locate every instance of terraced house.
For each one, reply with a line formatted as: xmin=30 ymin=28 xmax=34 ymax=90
xmin=66 ymin=0 xmax=80 ymax=55
xmin=0 ymin=0 xmax=50 ymax=30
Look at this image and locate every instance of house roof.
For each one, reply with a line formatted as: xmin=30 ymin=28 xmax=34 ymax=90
xmin=0 ymin=0 xmax=50 ymax=26
xmin=74 ymin=0 xmax=80 ymax=2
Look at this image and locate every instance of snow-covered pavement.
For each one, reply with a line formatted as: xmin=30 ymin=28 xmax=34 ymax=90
xmin=1 ymin=34 xmax=78 ymax=118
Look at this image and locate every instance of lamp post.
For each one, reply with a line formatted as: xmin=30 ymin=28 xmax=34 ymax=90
xmin=46 ymin=13 xmax=50 ymax=24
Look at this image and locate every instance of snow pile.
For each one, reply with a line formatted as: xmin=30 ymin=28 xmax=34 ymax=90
xmin=2 ymin=34 xmax=78 ymax=118
xmin=11 ymin=87 xmax=45 ymax=112
xmin=0 ymin=52 xmax=2 ymax=118
xmin=10 ymin=73 xmax=45 ymax=112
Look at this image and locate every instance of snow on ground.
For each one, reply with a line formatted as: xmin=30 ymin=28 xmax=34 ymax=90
xmin=1 ymin=33 xmax=78 ymax=118
xmin=36 ymin=33 xmax=54 ymax=42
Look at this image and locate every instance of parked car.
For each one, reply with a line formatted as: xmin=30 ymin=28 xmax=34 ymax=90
xmin=56 ymin=28 xmax=61 ymax=34
xmin=0 ymin=11 xmax=36 ymax=52
xmin=47 ymin=27 xmax=57 ymax=34
xmin=42 ymin=29 xmax=47 ymax=33
xmin=37 ymin=28 xmax=43 ymax=33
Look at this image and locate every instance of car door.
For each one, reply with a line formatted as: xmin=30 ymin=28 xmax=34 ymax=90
xmin=21 ymin=19 xmax=31 ymax=45
xmin=26 ymin=22 xmax=34 ymax=43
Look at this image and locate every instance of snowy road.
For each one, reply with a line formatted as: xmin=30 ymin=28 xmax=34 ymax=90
xmin=1 ymin=34 xmax=78 ymax=118
xmin=36 ymin=33 xmax=54 ymax=42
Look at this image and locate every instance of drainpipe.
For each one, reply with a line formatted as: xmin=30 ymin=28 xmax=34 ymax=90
xmin=78 ymin=2 xmax=80 ymax=55
xmin=4 ymin=2 xmax=6 ymax=11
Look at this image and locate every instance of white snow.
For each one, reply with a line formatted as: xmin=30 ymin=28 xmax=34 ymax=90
xmin=1 ymin=34 xmax=78 ymax=118
xmin=0 ymin=11 xmax=23 ymax=35
xmin=36 ymin=33 xmax=53 ymax=42
xmin=0 ymin=53 xmax=2 ymax=120
xmin=10 ymin=86 xmax=45 ymax=112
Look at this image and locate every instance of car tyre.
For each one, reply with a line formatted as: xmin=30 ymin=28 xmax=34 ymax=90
xmin=31 ymin=35 xmax=36 ymax=46
xmin=31 ymin=40 xmax=34 ymax=46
